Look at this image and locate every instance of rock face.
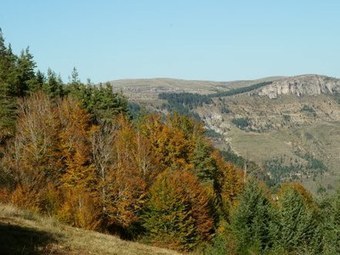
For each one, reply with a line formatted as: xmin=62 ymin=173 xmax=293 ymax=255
xmin=256 ymin=75 xmax=340 ymax=99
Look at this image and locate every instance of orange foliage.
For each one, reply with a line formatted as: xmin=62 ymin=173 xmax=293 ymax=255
xmin=144 ymin=169 xmax=214 ymax=250
xmin=8 ymin=92 xmax=62 ymax=211
xmin=57 ymin=98 xmax=99 ymax=228
xmin=212 ymin=150 xmax=244 ymax=203
xmin=104 ymin=116 xmax=147 ymax=228
xmin=139 ymin=114 xmax=194 ymax=171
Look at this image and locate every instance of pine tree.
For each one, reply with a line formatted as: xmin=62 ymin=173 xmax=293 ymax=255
xmin=271 ymin=184 xmax=323 ymax=254
xmin=231 ymin=179 xmax=273 ymax=254
xmin=0 ymin=29 xmax=18 ymax=141
xmin=15 ymin=47 xmax=37 ymax=96
xmin=43 ymin=68 xmax=64 ymax=98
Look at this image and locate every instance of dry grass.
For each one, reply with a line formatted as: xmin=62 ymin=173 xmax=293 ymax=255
xmin=0 ymin=203 xmax=181 ymax=255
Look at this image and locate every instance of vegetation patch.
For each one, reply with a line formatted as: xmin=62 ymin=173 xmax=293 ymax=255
xmin=231 ymin=117 xmax=251 ymax=129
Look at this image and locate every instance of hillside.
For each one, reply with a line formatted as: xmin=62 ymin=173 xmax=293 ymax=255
xmin=110 ymin=74 xmax=340 ymax=192
xmin=0 ymin=203 xmax=180 ymax=255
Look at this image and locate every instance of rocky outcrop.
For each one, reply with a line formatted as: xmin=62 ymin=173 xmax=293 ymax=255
xmin=256 ymin=75 xmax=340 ymax=99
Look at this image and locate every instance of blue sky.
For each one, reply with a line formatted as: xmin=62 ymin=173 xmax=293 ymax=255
xmin=1 ymin=0 xmax=340 ymax=83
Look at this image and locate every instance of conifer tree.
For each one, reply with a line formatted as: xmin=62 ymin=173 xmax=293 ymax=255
xmin=231 ymin=179 xmax=273 ymax=254
xmin=0 ymin=29 xmax=18 ymax=141
xmin=272 ymin=184 xmax=323 ymax=254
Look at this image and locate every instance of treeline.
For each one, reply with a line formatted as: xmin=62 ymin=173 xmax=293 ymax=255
xmin=0 ymin=29 xmax=128 ymax=143
xmin=159 ymin=92 xmax=213 ymax=108
xmin=159 ymin=92 xmax=211 ymax=120
xmin=0 ymin=30 xmax=339 ymax=254
xmin=158 ymin=81 xmax=273 ymax=116
xmin=210 ymin=81 xmax=272 ymax=98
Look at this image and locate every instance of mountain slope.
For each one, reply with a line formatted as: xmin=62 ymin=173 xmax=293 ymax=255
xmin=0 ymin=203 xmax=180 ymax=255
xmin=109 ymin=74 xmax=340 ymax=192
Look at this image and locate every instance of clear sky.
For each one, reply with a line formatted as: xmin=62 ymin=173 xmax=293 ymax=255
xmin=1 ymin=0 xmax=340 ymax=83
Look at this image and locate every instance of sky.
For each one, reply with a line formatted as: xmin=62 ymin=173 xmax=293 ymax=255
xmin=1 ymin=0 xmax=340 ymax=83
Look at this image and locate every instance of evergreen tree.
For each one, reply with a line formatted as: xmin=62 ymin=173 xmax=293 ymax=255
xmin=231 ymin=179 xmax=273 ymax=254
xmin=272 ymin=185 xmax=323 ymax=254
xmin=0 ymin=29 xmax=18 ymax=141
xmin=43 ymin=68 xmax=64 ymax=98
xmin=317 ymin=187 xmax=340 ymax=255
xmin=16 ymin=47 xmax=37 ymax=96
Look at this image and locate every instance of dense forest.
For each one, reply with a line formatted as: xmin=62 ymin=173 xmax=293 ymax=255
xmin=0 ymin=30 xmax=339 ymax=254
xmin=158 ymin=81 xmax=273 ymax=116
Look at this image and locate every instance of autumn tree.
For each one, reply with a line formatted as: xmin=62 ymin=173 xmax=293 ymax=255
xmin=139 ymin=114 xmax=195 ymax=171
xmin=102 ymin=116 xmax=147 ymax=234
xmin=6 ymin=92 xmax=61 ymax=211
xmin=142 ymin=170 xmax=214 ymax=251
xmin=57 ymin=97 xmax=98 ymax=229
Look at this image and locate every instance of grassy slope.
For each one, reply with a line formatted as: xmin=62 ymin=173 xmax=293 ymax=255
xmin=0 ymin=203 xmax=180 ymax=255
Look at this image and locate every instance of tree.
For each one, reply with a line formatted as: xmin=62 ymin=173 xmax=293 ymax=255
xmin=58 ymin=97 xmax=98 ymax=229
xmin=103 ymin=116 xmax=147 ymax=234
xmin=271 ymin=184 xmax=324 ymax=254
xmin=0 ymin=29 xmax=18 ymax=141
xmin=140 ymin=114 xmax=194 ymax=171
xmin=43 ymin=68 xmax=64 ymax=98
xmin=142 ymin=170 xmax=213 ymax=251
xmin=15 ymin=47 xmax=37 ymax=96
xmin=319 ymin=187 xmax=340 ymax=255
xmin=231 ymin=179 xmax=273 ymax=254
xmin=6 ymin=92 xmax=61 ymax=211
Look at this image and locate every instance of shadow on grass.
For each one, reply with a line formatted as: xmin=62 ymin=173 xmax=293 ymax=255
xmin=0 ymin=222 xmax=61 ymax=255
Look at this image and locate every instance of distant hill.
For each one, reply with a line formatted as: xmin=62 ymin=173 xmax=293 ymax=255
xmin=109 ymin=74 xmax=340 ymax=193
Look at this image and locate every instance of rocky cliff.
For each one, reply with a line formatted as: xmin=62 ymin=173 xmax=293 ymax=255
xmin=255 ymin=75 xmax=340 ymax=98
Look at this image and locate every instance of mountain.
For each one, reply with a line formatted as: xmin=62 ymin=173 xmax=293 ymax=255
xmin=110 ymin=74 xmax=340 ymax=193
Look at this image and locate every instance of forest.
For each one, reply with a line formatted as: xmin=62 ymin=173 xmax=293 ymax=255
xmin=0 ymin=30 xmax=339 ymax=254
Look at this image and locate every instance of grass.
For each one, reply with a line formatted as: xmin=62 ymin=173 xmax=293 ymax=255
xmin=0 ymin=203 xmax=181 ymax=255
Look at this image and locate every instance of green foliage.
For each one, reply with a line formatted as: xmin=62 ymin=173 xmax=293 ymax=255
xmin=318 ymin=187 xmax=340 ymax=255
xmin=265 ymin=154 xmax=327 ymax=186
xmin=231 ymin=180 xmax=273 ymax=254
xmin=0 ymin=30 xmax=18 ymax=140
xmin=191 ymin=138 xmax=218 ymax=184
xmin=231 ymin=117 xmax=251 ymax=129
xmin=301 ymin=104 xmax=317 ymax=116
xmin=159 ymin=92 xmax=213 ymax=109
xmin=142 ymin=170 xmax=213 ymax=251
xmin=211 ymin=81 xmax=273 ymax=98
xmin=67 ymin=82 xmax=129 ymax=123
xmin=272 ymin=186 xmax=323 ymax=254
xmin=159 ymin=92 xmax=211 ymax=120
xmin=43 ymin=68 xmax=64 ymax=98
xmin=158 ymin=82 xmax=272 ymax=121
xmin=221 ymin=150 xmax=268 ymax=183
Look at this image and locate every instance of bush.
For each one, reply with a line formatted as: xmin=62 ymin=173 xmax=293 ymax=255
xmin=231 ymin=117 xmax=250 ymax=129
